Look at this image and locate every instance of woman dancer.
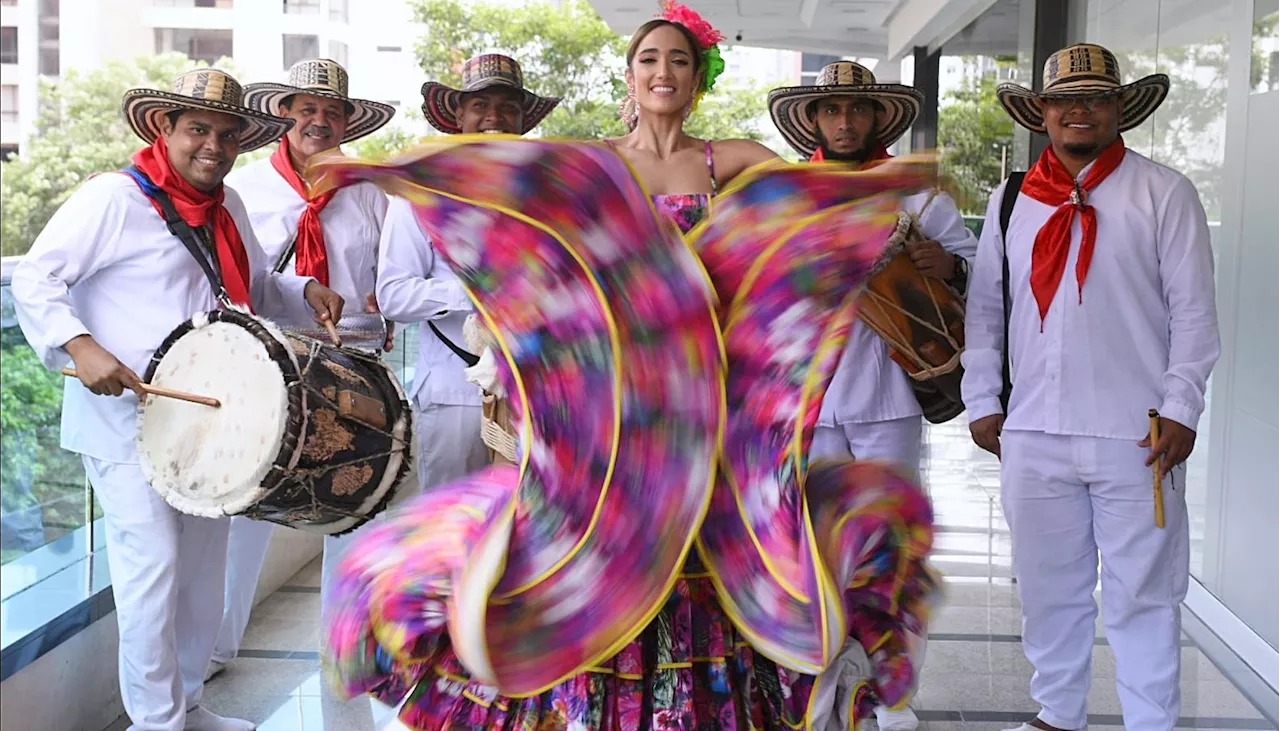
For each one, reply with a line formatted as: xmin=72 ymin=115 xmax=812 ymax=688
xmin=603 ymin=6 xmax=775 ymax=233
xmin=315 ymin=5 xmax=938 ymax=729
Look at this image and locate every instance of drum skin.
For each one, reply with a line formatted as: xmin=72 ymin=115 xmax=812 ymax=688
xmin=854 ymin=217 xmax=967 ymax=424
xmin=140 ymin=309 xmax=414 ymax=535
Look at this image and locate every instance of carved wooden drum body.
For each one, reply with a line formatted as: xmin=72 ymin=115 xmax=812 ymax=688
xmin=138 ymin=309 xmax=415 ymax=535
xmin=855 ymin=210 xmax=967 ymax=424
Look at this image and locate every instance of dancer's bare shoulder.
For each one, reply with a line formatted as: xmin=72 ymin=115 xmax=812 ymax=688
xmin=711 ymin=139 xmax=782 ymax=186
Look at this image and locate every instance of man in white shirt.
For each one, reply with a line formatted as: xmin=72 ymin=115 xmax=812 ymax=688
xmin=208 ymin=59 xmax=395 ymax=686
xmin=962 ymin=44 xmax=1219 ymax=731
xmin=379 ymin=54 xmax=560 ymax=491
xmin=10 ymin=69 xmax=344 ymax=731
xmin=768 ymin=61 xmax=978 ymax=731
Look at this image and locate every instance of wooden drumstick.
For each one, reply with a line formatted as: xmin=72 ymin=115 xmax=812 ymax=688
xmin=61 ymin=368 xmax=221 ymax=408
xmin=323 ymin=318 xmax=343 ymax=348
xmin=1149 ymin=408 xmax=1166 ymax=529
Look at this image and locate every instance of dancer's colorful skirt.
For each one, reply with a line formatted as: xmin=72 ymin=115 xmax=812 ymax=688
xmin=308 ymin=138 xmax=942 ymax=730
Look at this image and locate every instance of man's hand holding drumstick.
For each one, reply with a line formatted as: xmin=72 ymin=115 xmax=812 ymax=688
xmin=304 ymin=280 xmax=346 ymax=347
xmin=63 ymin=335 xmax=145 ymax=398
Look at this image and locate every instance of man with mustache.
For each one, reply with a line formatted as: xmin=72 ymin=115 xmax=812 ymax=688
xmin=376 ymin=54 xmax=561 ymax=491
xmin=9 ymin=68 xmax=344 ymax=731
xmin=205 ymin=57 xmax=396 ymax=708
xmin=768 ymin=61 xmax=977 ymax=731
xmin=963 ymin=45 xmax=1218 ymax=731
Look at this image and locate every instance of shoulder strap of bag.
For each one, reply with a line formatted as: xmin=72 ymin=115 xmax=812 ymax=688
xmin=124 ymin=166 xmax=233 ymax=308
xmin=999 ymin=171 xmax=1026 ymax=412
xmin=273 ymin=231 xmax=298 ymax=274
xmin=428 ymin=321 xmax=479 ymax=367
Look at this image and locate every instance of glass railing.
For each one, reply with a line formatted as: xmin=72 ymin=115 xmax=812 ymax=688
xmin=0 ymin=259 xmax=95 ymax=570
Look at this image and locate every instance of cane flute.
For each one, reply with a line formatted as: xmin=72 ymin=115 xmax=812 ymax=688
xmin=1149 ymin=408 xmax=1166 ymax=529
xmin=61 ymin=368 xmax=222 ymax=408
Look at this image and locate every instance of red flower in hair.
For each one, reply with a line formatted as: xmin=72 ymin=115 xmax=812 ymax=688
xmin=660 ymin=1 xmax=725 ymax=50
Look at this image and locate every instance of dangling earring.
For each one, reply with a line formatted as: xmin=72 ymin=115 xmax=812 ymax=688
xmin=619 ymin=86 xmax=639 ymax=128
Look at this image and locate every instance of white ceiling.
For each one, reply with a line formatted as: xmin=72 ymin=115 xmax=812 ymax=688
xmin=588 ymin=0 xmax=1009 ymax=60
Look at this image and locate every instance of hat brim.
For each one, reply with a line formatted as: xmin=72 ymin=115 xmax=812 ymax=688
xmin=420 ymin=79 xmax=561 ymax=136
xmin=996 ymin=74 xmax=1170 ymax=133
xmin=767 ymin=84 xmax=923 ymax=158
xmin=122 ymin=88 xmax=295 ymax=153
xmin=241 ymin=83 xmax=397 ymax=144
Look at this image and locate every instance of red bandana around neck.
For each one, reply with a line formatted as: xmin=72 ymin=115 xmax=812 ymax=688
xmin=810 ymin=142 xmax=892 ymax=168
xmin=131 ymin=137 xmax=254 ymax=310
xmin=1021 ymin=137 xmax=1127 ymax=326
xmin=270 ymin=135 xmax=339 ymax=287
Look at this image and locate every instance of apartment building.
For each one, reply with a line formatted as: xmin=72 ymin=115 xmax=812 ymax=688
xmin=0 ymin=0 xmax=424 ymax=158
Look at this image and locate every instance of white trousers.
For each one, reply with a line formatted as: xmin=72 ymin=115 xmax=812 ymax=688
xmin=1001 ymin=431 xmax=1188 ymax=731
xmin=413 ymin=402 xmax=488 ymax=494
xmin=312 ymin=401 xmax=487 ymax=730
xmin=85 ymin=457 xmax=230 ymax=731
xmin=809 ymin=416 xmax=928 ymax=708
xmin=211 ymin=517 xmax=275 ymax=663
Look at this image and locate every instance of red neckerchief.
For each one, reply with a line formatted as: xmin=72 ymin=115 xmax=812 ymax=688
xmin=270 ymin=135 xmax=339 ymax=287
xmin=1021 ymin=137 xmax=1127 ymax=326
xmin=810 ymin=142 xmax=892 ymax=168
xmin=131 ymin=137 xmax=254 ymax=310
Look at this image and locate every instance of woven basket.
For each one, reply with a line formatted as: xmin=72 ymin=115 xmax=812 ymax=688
xmin=464 ymin=315 xmax=520 ymax=465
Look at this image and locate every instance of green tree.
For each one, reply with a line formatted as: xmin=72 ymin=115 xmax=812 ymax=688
xmin=408 ymin=0 xmax=769 ymax=143
xmin=937 ymin=65 xmax=1015 ymax=216
xmin=0 ymin=52 xmax=247 ymax=257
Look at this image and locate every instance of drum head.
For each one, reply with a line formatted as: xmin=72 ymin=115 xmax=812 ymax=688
xmin=139 ymin=311 xmax=298 ymax=518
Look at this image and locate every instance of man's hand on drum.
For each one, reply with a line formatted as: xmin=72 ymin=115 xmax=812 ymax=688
xmin=907 ymin=239 xmax=955 ymax=280
xmin=365 ymin=293 xmax=395 ymax=352
xmin=63 ymin=335 xmax=144 ymax=398
xmin=305 ymin=281 xmax=345 ymax=326
xmin=970 ymin=414 xmax=1005 ymax=458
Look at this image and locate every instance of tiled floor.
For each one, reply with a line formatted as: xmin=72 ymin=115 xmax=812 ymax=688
xmin=105 ymin=420 xmax=1275 ymax=731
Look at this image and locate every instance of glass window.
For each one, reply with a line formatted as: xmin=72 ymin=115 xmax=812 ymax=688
xmin=328 ymin=39 xmax=347 ymax=67
xmin=0 ymin=276 xmax=91 ymax=566
xmin=329 ymin=0 xmax=348 ymax=23
xmin=936 ymin=0 xmax=1025 ymax=217
xmin=1 ymin=27 xmax=18 ymax=65
xmin=283 ymin=34 xmax=319 ymax=69
xmin=153 ymin=28 xmax=234 ymax=65
xmin=284 ymin=0 xmax=320 ymax=15
xmin=1252 ymin=7 xmax=1279 ymax=94
xmin=0 ymin=84 xmax=16 ymax=127
xmin=153 ymin=0 xmax=234 ymax=6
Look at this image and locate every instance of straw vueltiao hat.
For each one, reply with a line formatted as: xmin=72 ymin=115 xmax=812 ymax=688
xmin=997 ymin=43 xmax=1170 ymax=133
xmin=768 ymin=61 xmax=923 ymax=158
xmin=421 ymin=53 xmax=561 ymax=136
xmin=123 ymin=68 xmax=294 ymax=152
xmin=243 ymin=59 xmax=396 ymax=144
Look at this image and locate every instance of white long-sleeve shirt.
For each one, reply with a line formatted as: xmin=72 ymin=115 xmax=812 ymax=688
xmin=960 ymin=149 xmax=1219 ymax=439
xmin=10 ymin=172 xmax=317 ymax=464
xmin=225 ymin=157 xmax=387 ymax=327
xmin=818 ymin=190 xmax=978 ymax=426
xmin=375 ymin=197 xmax=481 ymax=408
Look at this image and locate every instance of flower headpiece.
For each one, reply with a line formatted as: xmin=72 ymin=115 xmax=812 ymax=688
xmin=660 ymin=1 xmax=726 ymax=94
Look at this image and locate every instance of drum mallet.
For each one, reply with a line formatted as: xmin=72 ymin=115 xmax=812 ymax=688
xmin=61 ymin=368 xmax=221 ymax=408
xmin=322 ymin=318 xmax=344 ymax=348
xmin=1148 ymin=408 xmax=1166 ymax=529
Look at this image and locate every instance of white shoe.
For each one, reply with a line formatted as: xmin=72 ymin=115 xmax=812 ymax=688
xmin=184 ymin=706 xmax=255 ymax=731
xmin=874 ymin=705 xmax=919 ymax=731
xmin=203 ymin=658 xmax=230 ymax=682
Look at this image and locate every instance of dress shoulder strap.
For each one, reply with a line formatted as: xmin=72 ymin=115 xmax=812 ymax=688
xmin=704 ymin=140 xmax=718 ymax=194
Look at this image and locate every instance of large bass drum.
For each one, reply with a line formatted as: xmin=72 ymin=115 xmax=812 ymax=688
xmin=137 ymin=308 xmax=415 ymax=535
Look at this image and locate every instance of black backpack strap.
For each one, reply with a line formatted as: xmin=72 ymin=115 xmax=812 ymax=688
xmin=428 ymin=321 xmax=480 ymax=367
xmin=998 ymin=172 xmax=1026 ymax=412
xmin=123 ymin=166 xmax=233 ymax=307
xmin=273 ymin=231 xmax=298 ymax=274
